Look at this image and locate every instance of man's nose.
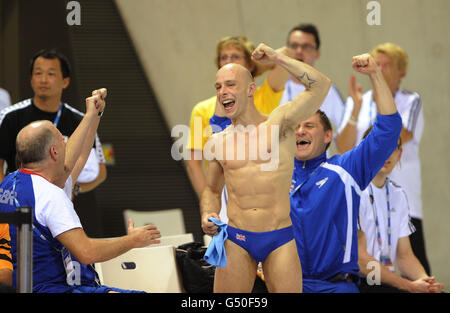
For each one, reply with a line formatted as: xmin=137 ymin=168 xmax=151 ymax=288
xmin=217 ymin=86 xmax=227 ymax=97
xmin=295 ymin=125 xmax=305 ymax=135
xmin=41 ymin=73 xmax=49 ymax=83
xmin=295 ymin=51 xmax=304 ymax=59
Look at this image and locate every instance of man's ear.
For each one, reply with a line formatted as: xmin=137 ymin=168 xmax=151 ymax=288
xmin=49 ymin=145 xmax=58 ymax=161
xmin=248 ymin=82 xmax=257 ymax=97
xmin=63 ymin=77 xmax=70 ymax=90
xmin=324 ymin=129 xmax=333 ymax=145
xmin=315 ymin=49 xmax=321 ymax=61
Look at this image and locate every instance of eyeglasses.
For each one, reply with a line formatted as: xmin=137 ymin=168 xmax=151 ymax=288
xmin=287 ymin=43 xmax=317 ymax=52
xmin=220 ymin=54 xmax=243 ymax=62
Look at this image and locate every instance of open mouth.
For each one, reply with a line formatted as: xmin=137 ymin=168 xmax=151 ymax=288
xmin=222 ymin=99 xmax=235 ymax=112
xmin=296 ymin=139 xmax=311 ymax=150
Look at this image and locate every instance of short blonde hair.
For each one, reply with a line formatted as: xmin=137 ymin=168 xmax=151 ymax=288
xmin=370 ymin=42 xmax=409 ymax=75
xmin=215 ymin=36 xmax=265 ymax=78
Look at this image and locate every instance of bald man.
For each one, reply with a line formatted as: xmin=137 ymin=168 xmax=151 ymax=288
xmin=200 ymin=43 xmax=331 ymax=292
xmin=0 ymin=90 xmax=161 ymax=293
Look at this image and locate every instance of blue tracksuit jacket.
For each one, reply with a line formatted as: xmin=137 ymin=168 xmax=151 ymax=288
xmin=290 ymin=112 xmax=402 ymax=282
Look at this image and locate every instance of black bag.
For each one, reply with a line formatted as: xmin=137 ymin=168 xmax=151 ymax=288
xmin=176 ymin=242 xmax=215 ymax=293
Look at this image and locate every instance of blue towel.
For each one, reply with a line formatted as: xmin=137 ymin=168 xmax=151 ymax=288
xmin=209 ymin=114 xmax=232 ymax=134
xmin=203 ymin=217 xmax=228 ymax=267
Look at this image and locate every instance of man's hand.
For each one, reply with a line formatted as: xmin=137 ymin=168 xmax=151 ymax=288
xmin=408 ymin=277 xmax=434 ymax=293
xmin=86 ymin=88 xmax=107 ymax=116
xmin=92 ymin=88 xmax=107 ymax=99
xmin=423 ymin=276 xmax=445 ymax=293
xmin=352 ymin=54 xmax=379 ymax=75
xmin=127 ymin=218 xmax=161 ymax=247
xmin=252 ymin=43 xmax=279 ymax=66
xmin=201 ymin=212 xmax=220 ymax=236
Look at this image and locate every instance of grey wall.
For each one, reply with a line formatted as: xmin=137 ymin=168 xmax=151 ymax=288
xmin=114 ymin=0 xmax=450 ymax=288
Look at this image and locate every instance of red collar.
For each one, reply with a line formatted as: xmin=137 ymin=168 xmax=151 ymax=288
xmin=19 ymin=168 xmax=50 ymax=182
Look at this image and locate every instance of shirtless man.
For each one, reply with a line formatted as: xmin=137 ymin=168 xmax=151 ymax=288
xmin=200 ymin=43 xmax=331 ymax=292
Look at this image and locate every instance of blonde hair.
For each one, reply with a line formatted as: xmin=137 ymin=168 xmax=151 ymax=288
xmin=215 ymin=36 xmax=265 ymax=78
xmin=370 ymin=42 xmax=409 ymax=75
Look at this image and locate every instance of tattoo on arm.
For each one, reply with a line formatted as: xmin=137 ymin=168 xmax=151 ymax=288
xmin=296 ymin=72 xmax=317 ymax=89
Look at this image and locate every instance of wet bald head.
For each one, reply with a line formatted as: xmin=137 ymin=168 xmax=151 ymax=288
xmin=16 ymin=120 xmax=57 ymax=166
xmin=217 ymin=63 xmax=254 ymax=84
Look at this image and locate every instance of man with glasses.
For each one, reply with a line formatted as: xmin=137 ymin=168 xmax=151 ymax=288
xmin=280 ymin=24 xmax=345 ymax=155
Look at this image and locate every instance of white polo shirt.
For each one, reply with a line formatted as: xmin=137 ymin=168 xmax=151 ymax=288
xmin=358 ymin=179 xmax=415 ymax=265
xmin=340 ymin=88 xmax=424 ymax=219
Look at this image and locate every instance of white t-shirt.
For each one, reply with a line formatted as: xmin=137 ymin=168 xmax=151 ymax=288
xmin=358 ymin=179 xmax=415 ymax=265
xmin=77 ymin=148 xmax=100 ymax=183
xmin=32 ymin=174 xmax=82 ymax=238
xmin=340 ymin=89 xmax=424 ymax=219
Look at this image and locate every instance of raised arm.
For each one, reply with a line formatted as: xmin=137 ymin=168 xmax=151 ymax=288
xmin=70 ymin=124 xmax=100 ymax=185
xmin=266 ymin=46 xmax=290 ymax=92
xmin=72 ymin=88 xmax=108 ymax=191
xmin=352 ymin=54 xmax=396 ymax=115
xmin=252 ymin=43 xmax=331 ymax=130
xmin=56 ymin=89 xmax=106 ymax=188
xmin=336 ymin=74 xmax=363 ymax=153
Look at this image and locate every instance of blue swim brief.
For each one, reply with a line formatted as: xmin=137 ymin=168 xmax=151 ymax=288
xmin=226 ymin=225 xmax=294 ymax=263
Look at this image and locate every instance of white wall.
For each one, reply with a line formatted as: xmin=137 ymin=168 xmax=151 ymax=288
xmin=115 ymin=0 xmax=450 ymax=289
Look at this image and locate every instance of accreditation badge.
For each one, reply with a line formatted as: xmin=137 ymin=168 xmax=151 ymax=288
xmin=380 ymin=255 xmax=394 ymax=272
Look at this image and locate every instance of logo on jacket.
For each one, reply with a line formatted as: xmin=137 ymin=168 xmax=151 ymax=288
xmin=236 ymin=234 xmax=246 ymax=242
xmin=289 ymin=179 xmax=296 ymax=193
xmin=315 ymin=177 xmax=328 ymax=188
xmin=0 ymin=189 xmax=17 ymax=206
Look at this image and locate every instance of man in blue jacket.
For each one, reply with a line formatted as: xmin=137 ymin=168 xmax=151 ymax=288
xmin=290 ymin=53 xmax=402 ymax=292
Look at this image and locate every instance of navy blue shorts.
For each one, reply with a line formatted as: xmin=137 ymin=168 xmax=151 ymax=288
xmin=227 ymin=225 xmax=294 ymax=262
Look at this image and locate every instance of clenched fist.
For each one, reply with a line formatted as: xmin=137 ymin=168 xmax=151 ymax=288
xmin=352 ymin=54 xmax=379 ymax=75
xmin=252 ymin=43 xmax=278 ymax=66
xmin=201 ymin=212 xmax=220 ymax=236
xmin=86 ymin=88 xmax=107 ymax=116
